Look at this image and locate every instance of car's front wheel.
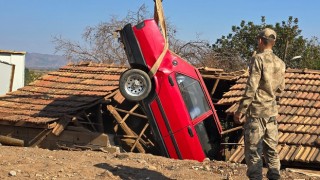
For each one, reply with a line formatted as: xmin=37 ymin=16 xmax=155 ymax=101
xmin=119 ymin=69 xmax=152 ymax=101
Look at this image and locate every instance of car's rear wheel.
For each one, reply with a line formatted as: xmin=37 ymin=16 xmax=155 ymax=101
xmin=119 ymin=69 xmax=152 ymax=101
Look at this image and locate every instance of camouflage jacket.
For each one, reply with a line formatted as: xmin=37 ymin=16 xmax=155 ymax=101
xmin=236 ymin=49 xmax=286 ymax=118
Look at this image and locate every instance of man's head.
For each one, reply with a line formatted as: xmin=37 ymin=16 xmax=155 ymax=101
xmin=257 ymin=28 xmax=277 ymax=50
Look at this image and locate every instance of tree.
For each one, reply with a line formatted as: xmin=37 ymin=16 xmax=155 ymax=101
xmin=53 ymin=4 xmax=210 ymax=66
xmin=53 ymin=5 xmax=150 ymax=65
xmin=213 ymin=16 xmax=320 ymax=70
xmin=25 ymin=68 xmax=42 ymax=85
xmin=301 ymin=37 xmax=320 ymax=69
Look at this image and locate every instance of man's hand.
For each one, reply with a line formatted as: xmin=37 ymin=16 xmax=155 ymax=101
xmin=234 ymin=112 xmax=245 ymax=124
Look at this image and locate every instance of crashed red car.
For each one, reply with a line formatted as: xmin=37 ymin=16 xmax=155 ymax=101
xmin=119 ymin=19 xmax=222 ymax=161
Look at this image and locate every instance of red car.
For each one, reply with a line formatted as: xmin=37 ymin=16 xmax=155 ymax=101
xmin=119 ymin=19 xmax=222 ymax=161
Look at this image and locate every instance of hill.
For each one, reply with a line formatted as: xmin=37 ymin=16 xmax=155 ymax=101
xmin=25 ymin=53 xmax=67 ymax=69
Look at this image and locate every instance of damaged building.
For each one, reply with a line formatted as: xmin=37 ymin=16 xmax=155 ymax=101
xmin=1 ymin=62 xmax=319 ymax=169
xmin=0 ymin=62 xmax=155 ymax=153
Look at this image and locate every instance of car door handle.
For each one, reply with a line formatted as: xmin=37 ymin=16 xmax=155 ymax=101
xmin=187 ymin=126 xmax=194 ymax=137
xmin=168 ymin=76 xmax=174 ymax=86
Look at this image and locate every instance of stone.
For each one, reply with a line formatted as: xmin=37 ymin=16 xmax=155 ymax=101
xmin=9 ymin=170 xmax=16 ymax=176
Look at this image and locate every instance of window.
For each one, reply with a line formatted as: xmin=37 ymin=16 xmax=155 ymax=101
xmin=176 ymin=73 xmax=210 ymax=120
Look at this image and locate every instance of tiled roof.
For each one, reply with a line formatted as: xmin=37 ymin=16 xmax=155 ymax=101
xmin=218 ymin=68 xmax=320 ymax=165
xmin=0 ymin=63 xmax=126 ymax=124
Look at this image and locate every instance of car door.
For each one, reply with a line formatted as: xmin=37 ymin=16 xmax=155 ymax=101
xmin=157 ymin=72 xmax=212 ymax=161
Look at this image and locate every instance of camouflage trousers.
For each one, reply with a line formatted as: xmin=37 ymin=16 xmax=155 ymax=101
xmin=244 ymin=116 xmax=281 ymax=180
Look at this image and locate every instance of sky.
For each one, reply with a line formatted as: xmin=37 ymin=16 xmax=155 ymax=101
xmin=1 ymin=0 xmax=320 ymax=55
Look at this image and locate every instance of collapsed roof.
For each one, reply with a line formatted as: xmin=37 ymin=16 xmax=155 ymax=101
xmin=0 ymin=62 xmax=124 ymax=125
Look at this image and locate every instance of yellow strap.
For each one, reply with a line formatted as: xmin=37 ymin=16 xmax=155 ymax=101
xmin=148 ymin=0 xmax=169 ymax=77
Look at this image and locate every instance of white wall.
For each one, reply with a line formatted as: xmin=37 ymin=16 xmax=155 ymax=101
xmin=0 ymin=51 xmax=26 ymax=93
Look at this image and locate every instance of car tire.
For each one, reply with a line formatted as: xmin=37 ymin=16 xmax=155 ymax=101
xmin=119 ymin=69 xmax=152 ymax=101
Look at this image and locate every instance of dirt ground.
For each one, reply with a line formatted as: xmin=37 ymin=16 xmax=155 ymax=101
xmin=0 ymin=146 xmax=318 ymax=180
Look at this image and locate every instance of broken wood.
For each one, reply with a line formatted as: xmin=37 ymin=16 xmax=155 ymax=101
xmin=0 ymin=135 xmax=24 ymax=146
xmin=221 ymin=143 xmax=243 ymax=145
xmin=122 ymin=104 xmax=140 ymax=122
xmin=105 ymin=89 xmax=120 ymax=100
xmin=82 ymin=111 xmax=98 ymax=132
xmin=107 ymin=105 xmax=145 ymax=153
xmin=115 ymin=104 xmax=155 ymax=147
xmin=29 ymin=129 xmax=52 ymax=147
xmin=221 ymin=126 xmax=243 ymax=135
xmin=114 ymin=107 xmax=148 ymax=120
xmin=116 ymin=135 xmax=138 ymax=138
xmin=114 ymin=104 xmax=140 ymax=133
xmin=52 ymin=116 xmax=71 ymax=136
xmin=130 ymin=123 xmax=149 ymax=152
xmin=210 ymin=79 xmax=220 ymax=96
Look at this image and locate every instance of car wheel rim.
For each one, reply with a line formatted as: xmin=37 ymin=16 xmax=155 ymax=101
xmin=124 ymin=74 xmax=147 ymax=97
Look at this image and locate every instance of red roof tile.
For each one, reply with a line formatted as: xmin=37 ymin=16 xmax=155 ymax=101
xmin=220 ymin=68 xmax=320 ymax=165
xmin=0 ymin=63 xmax=126 ymax=124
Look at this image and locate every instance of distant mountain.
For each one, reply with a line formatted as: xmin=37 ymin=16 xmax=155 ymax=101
xmin=25 ymin=53 xmax=68 ymax=69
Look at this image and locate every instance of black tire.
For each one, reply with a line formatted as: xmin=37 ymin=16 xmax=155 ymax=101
xmin=119 ymin=69 xmax=152 ymax=101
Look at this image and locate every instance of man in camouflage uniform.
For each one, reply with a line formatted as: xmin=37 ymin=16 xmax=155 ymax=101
xmin=234 ymin=28 xmax=285 ymax=180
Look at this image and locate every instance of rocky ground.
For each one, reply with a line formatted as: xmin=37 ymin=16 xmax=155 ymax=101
xmin=0 ymin=146 xmax=318 ymax=180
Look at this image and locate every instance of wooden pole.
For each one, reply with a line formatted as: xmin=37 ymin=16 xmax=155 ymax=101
xmin=221 ymin=126 xmax=243 ymax=135
xmin=130 ymin=123 xmax=149 ymax=152
xmin=114 ymin=107 xmax=148 ymax=120
xmin=107 ymin=105 xmax=145 ymax=153
xmin=210 ymin=79 xmax=220 ymax=96
xmin=0 ymin=135 xmax=24 ymax=146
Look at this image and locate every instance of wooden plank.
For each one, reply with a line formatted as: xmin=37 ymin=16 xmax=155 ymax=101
xmin=45 ymin=130 xmax=110 ymax=149
xmin=221 ymin=126 xmax=243 ymax=135
xmin=82 ymin=111 xmax=97 ymax=132
xmin=52 ymin=116 xmax=71 ymax=136
xmin=122 ymin=104 xmax=140 ymax=123
xmin=105 ymin=89 xmax=120 ymax=100
xmin=113 ymin=90 xmax=125 ymax=104
xmin=112 ymin=105 xmax=153 ymax=147
xmin=115 ymin=107 xmax=148 ymax=120
xmin=28 ymin=129 xmax=52 ymax=147
xmin=0 ymin=120 xmax=49 ymax=129
xmin=130 ymin=123 xmax=149 ymax=152
xmin=116 ymin=135 xmax=138 ymax=138
xmin=116 ymin=104 xmax=154 ymax=146
xmin=113 ymin=104 xmax=140 ymax=133
xmin=0 ymin=135 xmax=24 ymax=146
xmin=107 ymin=105 xmax=145 ymax=153
xmin=210 ymin=79 xmax=220 ymax=96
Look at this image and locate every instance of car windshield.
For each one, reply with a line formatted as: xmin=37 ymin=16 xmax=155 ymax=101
xmin=176 ymin=73 xmax=210 ymax=120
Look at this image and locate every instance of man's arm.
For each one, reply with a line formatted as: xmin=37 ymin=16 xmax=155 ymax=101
xmin=276 ymin=63 xmax=286 ymax=93
xmin=234 ymin=57 xmax=262 ymax=123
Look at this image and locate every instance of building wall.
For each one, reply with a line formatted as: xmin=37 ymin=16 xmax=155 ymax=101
xmin=0 ymin=51 xmax=26 ymax=94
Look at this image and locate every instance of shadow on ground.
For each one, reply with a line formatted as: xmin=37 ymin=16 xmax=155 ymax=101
xmin=95 ymin=163 xmax=172 ymax=180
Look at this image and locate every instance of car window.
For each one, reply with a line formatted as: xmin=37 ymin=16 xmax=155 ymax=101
xmin=176 ymin=73 xmax=210 ymax=120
